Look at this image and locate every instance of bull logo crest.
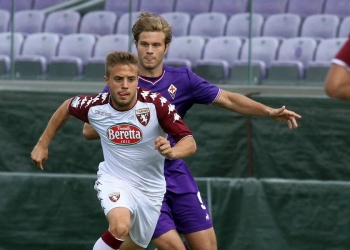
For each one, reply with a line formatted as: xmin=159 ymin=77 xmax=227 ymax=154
xmin=135 ymin=108 xmax=150 ymax=126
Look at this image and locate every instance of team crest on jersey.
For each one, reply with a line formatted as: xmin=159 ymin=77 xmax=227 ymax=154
xmin=135 ymin=108 xmax=150 ymax=126
xmin=108 ymin=192 xmax=120 ymax=202
xmin=107 ymin=123 xmax=143 ymax=145
xmin=168 ymin=84 xmax=177 ymax=99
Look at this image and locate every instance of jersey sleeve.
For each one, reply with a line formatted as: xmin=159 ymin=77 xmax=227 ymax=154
xmin=139 ymin=88 xmax=192 ymax=142
xmin=333 ymin=39 xmax=350 ymax=68
xmin=68 ymin=93 xmax=109 ymax=123
xmin=151 ymin=92 xmax=193 ymax=142
xmin=187 ymin=69 xmax=221 ymax=105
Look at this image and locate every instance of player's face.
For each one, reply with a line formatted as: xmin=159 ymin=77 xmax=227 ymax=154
xmin=135 ymin=31 xmax=169 ymax=74
xmin=104 ymin=63 xmax=138 ymax=111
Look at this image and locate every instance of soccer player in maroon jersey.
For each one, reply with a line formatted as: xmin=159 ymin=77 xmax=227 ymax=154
xmin=31 ymin=51 xmax=196 ymax=250
xmin=83 ymin=12 xmax=301 ymax=250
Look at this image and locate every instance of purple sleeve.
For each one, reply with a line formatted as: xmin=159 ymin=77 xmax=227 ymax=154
xmin=187 ymin=69 xmax=221 ymax=105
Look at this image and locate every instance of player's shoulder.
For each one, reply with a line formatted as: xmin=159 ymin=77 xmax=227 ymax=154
xmin=137 ymin=87 xmax=170 ymax=104
xmin=71 ymin=92 xmax=109 ymax=108
xmin=164 ymin=65 xmax=194 ymax=75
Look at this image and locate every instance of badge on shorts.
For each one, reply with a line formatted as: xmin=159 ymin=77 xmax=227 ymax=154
xmin=109 ymin=192 xmax=120 ymax=202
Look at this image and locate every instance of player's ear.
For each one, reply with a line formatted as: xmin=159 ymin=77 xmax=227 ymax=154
xmin=164 ymin=43 xmax=170 ymax=53
xmin=104 ymin=76 xmax=109 ymax=86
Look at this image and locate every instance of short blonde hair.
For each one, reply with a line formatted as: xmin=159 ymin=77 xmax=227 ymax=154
xmin=132 ymin=12 xmax=172 ymax=45
xmin=105 ymin=51 xmax=138 ymax=77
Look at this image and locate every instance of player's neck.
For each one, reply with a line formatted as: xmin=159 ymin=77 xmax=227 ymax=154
xmin=139 ymin=64 xmax=163 ymax=78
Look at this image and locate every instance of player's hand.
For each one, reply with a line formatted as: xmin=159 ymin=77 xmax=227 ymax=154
xmin=30 ymin=143 xmax=48 ymax=170
xmin=269 ymin=106 xmax=301 ymax=129
xmin=154 ymin=136 xmax=173 ymax=158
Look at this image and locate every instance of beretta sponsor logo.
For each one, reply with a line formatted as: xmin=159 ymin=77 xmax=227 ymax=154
xmin=107 ymin=123 xmax=143 ymax=145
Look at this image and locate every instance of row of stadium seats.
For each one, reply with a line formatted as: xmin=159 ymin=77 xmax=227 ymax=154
xmin=0 ymin=32 xmax=343 ymax=85
xmin=3 ymin=0 xmax=350 ymax=20
xmin=1 ymin=9 xmax=350 ymax=39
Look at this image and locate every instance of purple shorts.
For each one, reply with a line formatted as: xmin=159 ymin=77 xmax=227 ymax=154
xmin=152 ymin=191 xmax=213 ymax=238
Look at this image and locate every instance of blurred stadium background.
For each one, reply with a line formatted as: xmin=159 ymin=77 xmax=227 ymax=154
xmin=1 ymin=0 xmax=350 ymax=249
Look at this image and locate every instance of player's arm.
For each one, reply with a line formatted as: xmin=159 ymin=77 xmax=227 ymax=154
xmin=155 ymin=136 xmax=196 ymax=159
xmin=324 ymin=63 xmax=350 ymax=100
xmin=31 ymin=98 xmax=72 ymax=170
xmin=83 ymin=123 xmax=100 ymax=140
xmin=213 ymin=90 xmax=301 ymax=129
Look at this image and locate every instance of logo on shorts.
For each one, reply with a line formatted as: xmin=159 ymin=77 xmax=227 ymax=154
xmin=135 ymin=108 xmax=150 ymax=126
xmin=109 ymin=192 xmax=120 ymax=202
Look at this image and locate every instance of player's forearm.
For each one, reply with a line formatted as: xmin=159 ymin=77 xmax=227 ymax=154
xmin=83 ymin=123 xmax=100 ymax=140
xmin=214 ymin=90 xmax=272 ymax=117
xmin=170 ymin=136 xmax=197 ymax=159
xmin=37 ymin=99 xmax=72 ymax=148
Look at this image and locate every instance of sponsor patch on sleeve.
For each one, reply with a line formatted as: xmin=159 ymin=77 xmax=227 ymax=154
xmin=71 ymin=96 xmax=81 ymax=108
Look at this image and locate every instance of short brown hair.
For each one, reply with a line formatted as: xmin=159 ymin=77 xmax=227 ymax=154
xmin=132 ymin=12 xmax=172 ymax=45
xmin=105 ymin=51 xmax=138 ymax=77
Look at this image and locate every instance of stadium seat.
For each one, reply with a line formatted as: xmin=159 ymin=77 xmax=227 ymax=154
xmin=229 ymin=37 xmax=280 ymax=85
xmin=47 ymin=34 xmax=96 ymax=80
xmin=116 ymin=12 xmax=141 ymax=35
xmin=32 ymin=0 xmax=68 ymax=10
xmin=43 ymin=10 xmax=81 ymax=35
xmin=104 ymin=0 xmax=140 ymax=16
xmin=83 ymin=34 xmax=130 ymax=81
xmin=265 ymin=37 xmax=318 ymax=85
xmin=139 ymin=0 xmax=175 ymax=14
xmin=211 ymin=0 xmax=248 ymax=17
xmin=338 ymin=16 xmax=350 ymax=38
xmin=0 ymin=9 xmax=10 ymax=32
xmin=251 ymin=0 xmax=289 ymax=18
xmin=164 ymin=36 xmax=206 ymax=69
xmin=225 ymin=13 xmax=264 ymax=39
xmin=161 ymin=12 xmax=190 ymax=37
xmin=287 ymin=0 xmax=325 ymax=19
xmin=0 ymin=32 xmax=24 ymax=77
xmin=174 ymin=0 xmax=211 ymax=17
xmin=14 ymin=32 xmax=60 ymax=79
xmin=262 ymin=13 xmax=301 ymax=39
xmin=305 ymin=38 xmax=347 ymax=84
xmin=323 ymin=0 xmax=350 ymax=20
xmin=300 ymin=14 xmax=340 ymax=40
xmin=13 ymin=10 xmax=45 ymax=34
xmin=0 ymin=0 xmax=33 ymax=12
xmin=189 ymin=12 xmax=227 ymax=38
xmin=79 ymin=11 xmax=117 ymax=36
xmin=194 ymin=36 xmax=242 ymax=84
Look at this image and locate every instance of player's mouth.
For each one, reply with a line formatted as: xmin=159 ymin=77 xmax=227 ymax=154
xmin=119 ymin=92 xmax=129 ymax=99
xmin=145 ymin=56 xmax=155 ymax=62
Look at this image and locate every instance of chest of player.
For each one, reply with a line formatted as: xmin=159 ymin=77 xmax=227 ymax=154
xmin=88 ymin=102 xmax=164 ymax=147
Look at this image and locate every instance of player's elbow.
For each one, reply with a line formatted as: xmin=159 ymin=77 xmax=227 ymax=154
xmin=82 ymin=123 xmax=100 ymax=141
xmin=82 ymin=127 xmax=92 ymax=141
xmin=188 ymin=136 xmax=197 ymax=155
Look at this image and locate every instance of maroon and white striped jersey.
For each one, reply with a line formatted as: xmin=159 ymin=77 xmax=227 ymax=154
xmin=68 ymin=87 xmax=193 ymax=199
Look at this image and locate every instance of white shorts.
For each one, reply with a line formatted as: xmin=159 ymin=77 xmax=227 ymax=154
xmin=94 ymin=172 xmax=163 ymax=248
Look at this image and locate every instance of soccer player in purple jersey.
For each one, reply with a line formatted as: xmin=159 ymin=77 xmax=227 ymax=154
xmin=83 ymin=12 xmax=302 ymax=250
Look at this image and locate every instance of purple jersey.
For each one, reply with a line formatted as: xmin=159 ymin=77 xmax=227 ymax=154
xmin=103 ymin=66 xmax=221 ymax=194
